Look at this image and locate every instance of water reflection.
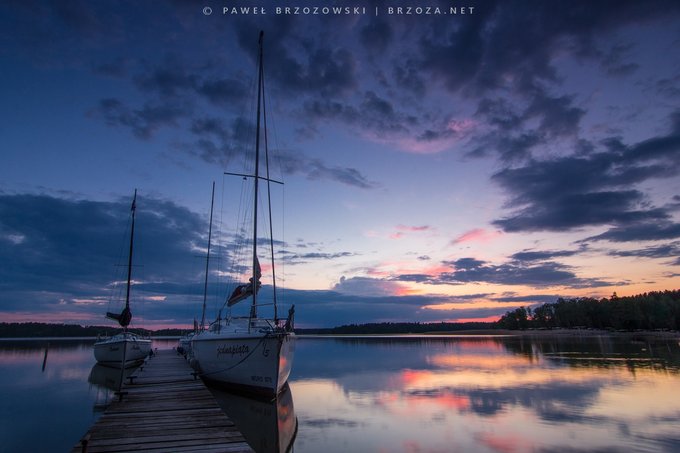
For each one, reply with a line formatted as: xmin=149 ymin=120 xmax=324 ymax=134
xmin=88 ymin=363 xmax=137 ymax=392
xmin=291 ymin=335 xmax=680 ymax=453
xmin=1 ymin=336 xmax=679 ymax=452
xmin=209 ymin=383 xmax=297 ymax=453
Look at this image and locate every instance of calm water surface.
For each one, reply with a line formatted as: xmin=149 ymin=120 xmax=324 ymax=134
xmin=1 ymin=335 xmax=680 ymax=452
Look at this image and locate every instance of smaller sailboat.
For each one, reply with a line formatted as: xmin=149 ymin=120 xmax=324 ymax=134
xmin=94 ymin=190 xmax=151 ymax=367
xmin=179 ymin=182 xmax=216 ymax=359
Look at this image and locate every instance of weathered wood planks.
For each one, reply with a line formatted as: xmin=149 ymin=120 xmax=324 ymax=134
xmin=72 ymin=349 xmax=253 ymax=453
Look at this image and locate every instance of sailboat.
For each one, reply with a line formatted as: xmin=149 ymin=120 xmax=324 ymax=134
xmin=191 ymin=31 xmax=296 ymax=395
xmin=94 ymin=190 xmax=151 ymax=367
xmin=178 ymin=182 xmax=216 ymax=359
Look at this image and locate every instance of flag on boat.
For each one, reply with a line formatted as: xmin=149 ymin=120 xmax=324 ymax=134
xmin=227 ymin=257 xmax=262 ymax=306
xmin=106 ymin=306 xmax=132 ymax=327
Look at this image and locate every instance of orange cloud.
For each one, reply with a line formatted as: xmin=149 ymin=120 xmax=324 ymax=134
xmin=454 ymin=315 xmax=503 ymax=323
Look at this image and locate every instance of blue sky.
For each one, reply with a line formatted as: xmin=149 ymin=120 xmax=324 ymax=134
xmin=1 ymin=0 xmax=680 ymax=329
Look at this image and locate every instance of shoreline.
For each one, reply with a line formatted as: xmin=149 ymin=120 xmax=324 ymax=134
xmin=423 ymin=328 xmax=680 ymax=339
xmin=0 ymin=335 xmax=181 ymax=341
xmin=1 ymin=329 xmax=678 ymax=341
xmin=298 ymin=328 xmax=680 ymax=340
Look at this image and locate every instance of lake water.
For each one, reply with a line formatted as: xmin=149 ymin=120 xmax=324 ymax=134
xmin=1 ymin=334 xmax=680 ymax=452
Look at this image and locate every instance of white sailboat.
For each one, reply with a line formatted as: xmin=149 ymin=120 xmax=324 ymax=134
xmin=94 ymin=190 xmax=151 ymax=367
xmin=191 ymin=31 xmax=296 ymax=396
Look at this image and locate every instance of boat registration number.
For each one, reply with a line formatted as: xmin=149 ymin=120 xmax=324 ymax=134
xmin=251 ymin=375 xmax=272 ymax=384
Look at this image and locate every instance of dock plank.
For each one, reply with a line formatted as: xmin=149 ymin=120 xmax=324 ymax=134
xmin=72 ymin=349 xmax=253 ymax=453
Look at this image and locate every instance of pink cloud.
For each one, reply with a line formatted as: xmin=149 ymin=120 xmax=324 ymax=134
xmin=447 ymin=118 xmax=477 ymax=134
xmin=396 ymin=224 xmax=431 ymax=232
xmin=390 ymin=224 xmax=432 ymax=240
xmin=451 ymin=228 xmax=502 ymax=245
xmin=362 ymin=119 xmax=477 ymax=154
xmin=477 ymin=432 xmax=533 ymax=453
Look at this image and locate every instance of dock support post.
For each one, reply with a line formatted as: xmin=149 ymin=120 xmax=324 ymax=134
xmin=80 ymin=434 xmax=90 ymax=453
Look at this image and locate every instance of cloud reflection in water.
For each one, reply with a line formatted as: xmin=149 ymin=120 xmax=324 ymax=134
xmin=290 ymin=335 xmax=680 ymax=453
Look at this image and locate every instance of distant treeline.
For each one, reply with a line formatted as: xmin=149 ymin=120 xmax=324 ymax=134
xmin=297 ymin=321 xmax=496 ymax=335
xmin=4 ymin=290 xmax=679 ymax=337
xmin=497 ymin=290 xmax=680 ymax=331
xmin=0 ymin=322 xmax=186 ymax=338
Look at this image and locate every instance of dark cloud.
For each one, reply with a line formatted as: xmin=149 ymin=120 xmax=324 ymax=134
xmin=396 ymin=257 xmax=610 ymax=288
xmin=601 ymin=42 xmax=640 ymax=76
xmin=233 ymin=20 xmax=359 ymax=98
xmin=441 ymin=258 xmax=584 ymax=287
xmin=0 ymin=0 xmax=126 ymax=65
xmin=282 ymin=251 xmax=358 ymax=266
xmin=90 ymin=98 xmax=190 ymax=139
xmin=492 ymin=111 xmax=680 ymax=235
xmin=133 ymin=58 xmax=197 ymax=98
xmin=524 ymin=93 xmax=585 ymax=138
xmin=86 ymin=33 xmax=377 ymax=189
xmin=187 ymin=116 xmax=254 ymax=166
xmin=360 ymin=18 xmax=393 ymax=55
xmin=415 ymin=0 xmax=680 ymax=97
xmin=285 ymin=286 xmax=518 ymax=327
xmin=656 ymin=75 xmax=680 ymax=99
xmin=585 ymin=221 xmax=680 ymax=243
xmin=197 ymin=77 xmax=251 ymax=107
xmin=275 ymin=151 xmax=379 ymax=189
xmin=494 ymin=189 xmax=663 ymax=232
xmin=471 ymin=89 xmax=585 ymax=162
xmin=475 ymin=98 xmax=523 ymax=132
xmin=510 ymin=249 xmax=579 ymax=262
xmin=491 ymin=294 xmax=561 ymax=305
xmin=608 ymin=242 xmax=680 ymax=265
xmin=392 ymin=60 xmax=427 ymax=98
xmin=0 ymin=192 xmax=210 ymax=320
xmin=302 ymin=90 xmax=414 ymax=137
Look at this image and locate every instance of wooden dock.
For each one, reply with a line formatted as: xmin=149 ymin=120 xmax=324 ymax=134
xmin=72 ymin=349 xmax=253 ymax=453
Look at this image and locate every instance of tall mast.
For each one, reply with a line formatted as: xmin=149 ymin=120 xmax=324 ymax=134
xmin=262 ymin=63 xmax=278 ymax=323
xmin=117 ymin=191 xmax=136 ymax=388
xmin=106 ymin=190 xmax=136 ymax=328
xmin=123 ymin=189 xmax=136 ymax=330
xmin=200 ymin=182 xmax=215 ymax=330
xmin=251 ymin=30 xmax=264 ymax=320
xmin=126 ymin=189 xmax=136 ymax=303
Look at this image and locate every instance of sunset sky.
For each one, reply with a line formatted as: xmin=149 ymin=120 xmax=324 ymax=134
xmin=1 ymin=0 xmax=680 ymax=328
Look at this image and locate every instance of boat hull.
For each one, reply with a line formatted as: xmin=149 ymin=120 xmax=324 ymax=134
xmin=94 ymin=334 xmax=151 ymax=367
xmin=191 ymin=328 xmax=295 ymax=395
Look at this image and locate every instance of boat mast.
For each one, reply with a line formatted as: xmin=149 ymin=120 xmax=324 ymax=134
xmin=105 ymin=190 xmax=136 ymax=329
xmin=123 ymin=189 xmax=137 ymax=331
xmin=118 ymin=191 xmax=135 ymax=388
xmin=251 ymin=30 xmax=264 ymax=320
xmin=262 ymin=64 xmax=278 ymax=324
xmin=200 ymin=182 xmax=215 ymax=331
